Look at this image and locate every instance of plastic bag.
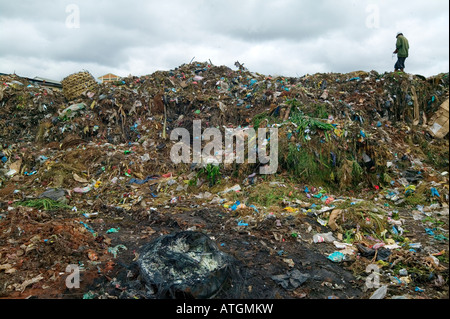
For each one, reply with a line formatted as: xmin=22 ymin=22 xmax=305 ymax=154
xmin=313 ymin=232 xmax=335 ymax=243
xmin=369 ymin=285 xmax=388 ymax=299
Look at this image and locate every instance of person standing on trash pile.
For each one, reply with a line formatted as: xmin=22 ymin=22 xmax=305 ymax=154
xmin=393 ymin=32 xmax=409 ymax=73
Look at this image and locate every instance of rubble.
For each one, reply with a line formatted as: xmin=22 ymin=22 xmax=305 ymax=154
xmin=0 ymin=62 xmax=448 ymax=299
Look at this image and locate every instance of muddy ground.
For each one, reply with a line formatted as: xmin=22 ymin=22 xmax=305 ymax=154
xmin=1 ymin=182 xmax=447 ymax=300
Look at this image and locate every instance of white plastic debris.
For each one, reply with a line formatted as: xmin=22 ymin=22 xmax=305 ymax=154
xmin=369 ymin=285 xmax=388 ymax=299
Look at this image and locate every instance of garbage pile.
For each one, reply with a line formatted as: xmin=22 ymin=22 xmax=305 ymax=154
xmin=1 ymin=65 xmax=448 ymax=188
xmin=0 ymin=62 xmax=448 ymax=299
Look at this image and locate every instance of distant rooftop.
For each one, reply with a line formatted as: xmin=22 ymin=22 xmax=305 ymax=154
xmin=33 ymin=76 xmax=61 ymax=85
xmin=0 ymin=72 xmax=62 ymax=88
xmin=98 ymin=73 xmax=121 ymax=83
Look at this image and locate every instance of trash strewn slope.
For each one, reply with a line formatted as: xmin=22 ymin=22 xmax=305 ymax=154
xmin=0 ymin=63 xmax=448 ymax=299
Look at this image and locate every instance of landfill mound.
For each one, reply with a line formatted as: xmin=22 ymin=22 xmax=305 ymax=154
xmin=0 ymin=62 xmax=448 ymax=300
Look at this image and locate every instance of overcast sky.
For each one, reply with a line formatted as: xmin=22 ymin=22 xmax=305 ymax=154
xmin=1 ymin=0 xmax=448 ymax=81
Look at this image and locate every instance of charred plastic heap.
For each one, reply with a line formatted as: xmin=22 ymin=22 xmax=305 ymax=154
xmin=0 ymin=62 xmax=448 ymax=190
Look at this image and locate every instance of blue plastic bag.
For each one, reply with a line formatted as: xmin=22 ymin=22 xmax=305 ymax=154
xmin=327 ymin=251 xmax=345 ymax=262
xmin=431 ymin=188 xmax=440 ymax=198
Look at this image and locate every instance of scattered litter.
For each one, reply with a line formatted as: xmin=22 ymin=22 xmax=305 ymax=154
xmin=108 ymin=244 xmax=128 ymax=258
xmin=369 ymin=285 xmax=388 ymax=299
xmin=0 ymin=61 xmax=448 ymax=300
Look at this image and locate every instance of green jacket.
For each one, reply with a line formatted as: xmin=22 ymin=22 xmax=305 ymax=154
xmin=396 ymin=35 xmax=409 ymax=58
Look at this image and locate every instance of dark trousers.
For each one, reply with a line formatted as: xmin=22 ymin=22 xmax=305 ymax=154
xmin=395 ymin=57 xmax=407 ymax=70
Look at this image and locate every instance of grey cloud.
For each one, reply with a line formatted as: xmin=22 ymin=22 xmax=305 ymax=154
xmin=0 ymin=0 xmax=448 ymax=80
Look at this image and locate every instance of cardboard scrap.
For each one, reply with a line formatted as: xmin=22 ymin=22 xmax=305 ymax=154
xmin=428 ymin=98 xmax=449 ymax=138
